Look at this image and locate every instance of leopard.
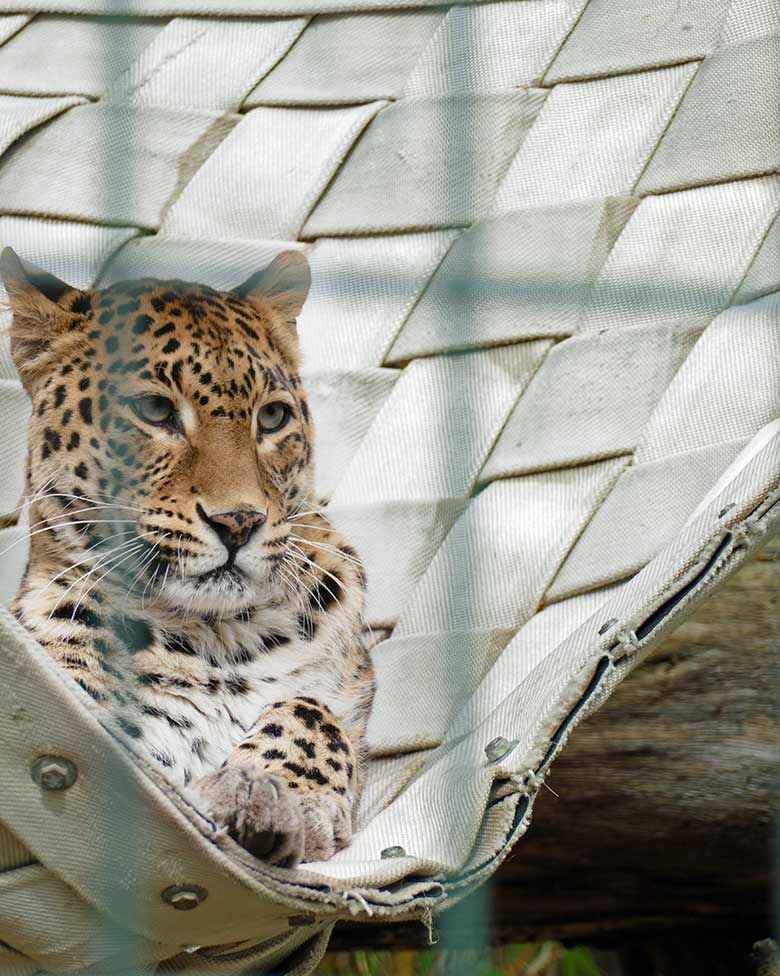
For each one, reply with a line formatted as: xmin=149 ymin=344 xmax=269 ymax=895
xmin=1 ymin=245 xmax=374 ymax=867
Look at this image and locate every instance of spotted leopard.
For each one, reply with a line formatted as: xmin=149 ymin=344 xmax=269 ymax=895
xmin=2 ymin=246 xmax=373 ymax=866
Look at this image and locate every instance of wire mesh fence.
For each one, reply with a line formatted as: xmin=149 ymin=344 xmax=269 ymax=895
xmin=0 ymin=2 xmax=777 ymax=973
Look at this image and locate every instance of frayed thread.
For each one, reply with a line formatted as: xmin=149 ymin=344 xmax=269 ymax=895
xmin=421 ymin=906 xmax=438 ymax=945
xmin=342 ymin=889 xmax=374 ymax=917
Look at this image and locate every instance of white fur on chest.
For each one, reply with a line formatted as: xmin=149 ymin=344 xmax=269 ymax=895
xmin=126 ymin=623 xmax=348 ymax=789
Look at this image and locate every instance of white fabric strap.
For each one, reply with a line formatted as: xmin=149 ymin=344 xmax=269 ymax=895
xmin=0 ymin=3 xmax=777 ymax=971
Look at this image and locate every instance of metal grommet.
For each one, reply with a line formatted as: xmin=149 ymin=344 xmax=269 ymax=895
xmin=288 ymin=913 xmax=317 ymax=927
xmin=598 ymin=617 xmax=618 ymax=636
xmin=161 ymin=885 xmax=208 ymax=911
xmin=484 ymin=736 xmax=516 ymax=764
xmin=381 ymin=845 xmax=406 ymax=859
xmin=31 ymin=755 xmax=77 ymax=792
xmin=718 ymin=502 xmax=735 ymax=518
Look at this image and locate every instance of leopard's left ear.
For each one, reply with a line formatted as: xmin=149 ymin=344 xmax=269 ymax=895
xmin=1 ymin=248 xmax=74 ymax=307
xmin=1 ymin=247 xmax=85 ymax=391
xmin=233 ymin=251 xmax=311 ymax=325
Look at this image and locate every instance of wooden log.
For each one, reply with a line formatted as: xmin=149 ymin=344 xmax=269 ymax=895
xmin=331 ymin=538 xmax=779 ymax=956
xmin=752 ymin=939 xmax=780 ymax=976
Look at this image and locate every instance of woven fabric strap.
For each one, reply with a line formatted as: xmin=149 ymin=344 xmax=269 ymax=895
xmin=0 ymin=1 xmax=778 ymax=971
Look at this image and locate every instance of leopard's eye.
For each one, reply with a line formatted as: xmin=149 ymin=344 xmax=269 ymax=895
xmin=257 ymin=402 xmax=291 ymax=435
xmin=131 ymin=394 xmax=176 ymax=427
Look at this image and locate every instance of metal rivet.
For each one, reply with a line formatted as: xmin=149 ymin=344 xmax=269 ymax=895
xmin=31 ymin=755 xmax=77 ymax=792
xmin=381 ymin=845 xmax=406 ymax=859
xmin=718 ymin=503 xmax=735 ymax=518
xmin=598 ymin=617 xmax=618 ymax=636
xmin=484 ymin=736 xmax=517 ymax=763
xmin=288 ymin=913 xmax=316 ymax=927
xmin=161 ymin=885 xmax=207 ymax=911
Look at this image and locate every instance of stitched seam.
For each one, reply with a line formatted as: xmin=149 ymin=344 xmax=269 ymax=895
xmin=118 ymin=25 xmax=210 ymax=100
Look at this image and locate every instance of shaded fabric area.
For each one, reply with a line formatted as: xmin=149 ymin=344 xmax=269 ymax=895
xmin=0 ymin=2 xmax=777 ymax=972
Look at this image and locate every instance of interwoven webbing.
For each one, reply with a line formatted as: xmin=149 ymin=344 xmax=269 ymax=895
xmin=0 ymin=2 xmax=778 ymax=972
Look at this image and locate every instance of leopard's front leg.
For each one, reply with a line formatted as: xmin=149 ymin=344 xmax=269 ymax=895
xmin=196 ymin=697 xmax=358 ymax=866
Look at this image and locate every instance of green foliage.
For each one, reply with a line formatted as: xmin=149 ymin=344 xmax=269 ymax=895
xmin=559 ymin=947 xmax=603 ymax=976
xmin=317 ymin=942 xmax=602 ymax=975
xmin=560 ymin=946 xmax=601 ymax=976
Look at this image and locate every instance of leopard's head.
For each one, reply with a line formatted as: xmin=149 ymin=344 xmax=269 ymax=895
xmin=2 ymin=247 xmax=315 ymax=614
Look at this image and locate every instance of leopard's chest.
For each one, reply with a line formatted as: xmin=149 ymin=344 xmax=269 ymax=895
xmin=115 ymin=629 xmax=339 ymax=789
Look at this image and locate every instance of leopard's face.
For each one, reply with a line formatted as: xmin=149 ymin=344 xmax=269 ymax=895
xmin=5 ymin=250 xmax=314 ymax=614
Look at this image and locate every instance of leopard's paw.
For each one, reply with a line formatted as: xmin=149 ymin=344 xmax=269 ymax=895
xmin=195 ymin=764 xmax=303 ymax=867
xmin=298 ymin=790 xmax=353 ymax=862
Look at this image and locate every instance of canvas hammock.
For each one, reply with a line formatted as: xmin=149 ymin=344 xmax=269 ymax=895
xmin=0 ymin=0 xmax=779 ymax=972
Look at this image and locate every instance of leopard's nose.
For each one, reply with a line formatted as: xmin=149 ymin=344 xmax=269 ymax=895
xmin=197 ymin=505 xmax=266 ymax=554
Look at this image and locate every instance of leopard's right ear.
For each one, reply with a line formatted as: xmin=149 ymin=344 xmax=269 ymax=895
xmin=233 ymin=250 xmax=311 ymax=326
xmin=1 ymin=247 xmax=81 ymax=390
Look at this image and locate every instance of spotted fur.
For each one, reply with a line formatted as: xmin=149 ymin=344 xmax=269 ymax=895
xmin=2 ymin=247 xmax=373 ymax=865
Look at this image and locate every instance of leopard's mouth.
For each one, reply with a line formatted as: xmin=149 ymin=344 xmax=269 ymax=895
xmin=192 ymin=564 xmax=247 ymax=590
xmin=130 ymin=529 xmax=250 ymax=589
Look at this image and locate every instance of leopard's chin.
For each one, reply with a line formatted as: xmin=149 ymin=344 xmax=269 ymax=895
xmin=152 ymin=568 xmax=272 ymax=617
xmin=194 ymin=564 xmax=247 ymax=589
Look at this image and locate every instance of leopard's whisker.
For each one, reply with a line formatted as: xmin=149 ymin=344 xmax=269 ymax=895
xmin=24 ymin=503 xmax=137 ymax=535
xmin=5 ymin=478 xmax=59 ymax=518
xmin=128 ymin=535 xmax=171 ymax=601
xmin=288 ymin=533 xmax=363 ymax=567
xmin=23 ymin=488 xmax=144 ymax=516
xmin=47 ymin=542 xmax=145 ymax=623
xmin=283 ymin=522 xmax=332 ymax=534
xmin=140 ymin=536 xmax=171 ymax=610
xmin=287 ymin=506 xmax=327 ymax=521
xmin=155 ymin=563 xmax=171 ymax=608
xmin=274 ymin=563 xmax=300 ymax=604
xmin=280 ymin=551 xmax=316 ymax=608
xmin=125 ymin=545 xmax=164 ymax=601
xmin=176 ymin=537 xmax=184 ymax=581
xmin=41 ymin=530 xmax=150 ymax=595
xmin=49 ymin=492 xmax=144 ymax=514
xmin=69 ymin=544 xmax=147 ymax=623
xmin=0 ymin=519 xmax=140 ymax=561
xmin=286 ymin=544 xmax=345 ymax=613
xmin=288 ymin=541 xmax=351 ymax=595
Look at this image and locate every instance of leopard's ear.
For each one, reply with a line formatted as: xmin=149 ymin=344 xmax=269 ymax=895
xmin=1 ymin=247 xmax=83 ymax=390
xmin=233 ymin=251 xmax=311 ymax=325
